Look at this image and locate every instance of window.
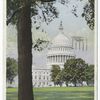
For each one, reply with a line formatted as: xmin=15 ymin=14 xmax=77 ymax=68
xmin=43 ymin=82 xmax=45 ymax=85
xmin=35 ymin=76 xmax=37 ymax=79
xmin=47 ymin=77 xmax=48 ymax=80
xmin=44 ymin=76 xmax=45 ymax=79
xmin=39 ymin=76 xmax=41 ymax=79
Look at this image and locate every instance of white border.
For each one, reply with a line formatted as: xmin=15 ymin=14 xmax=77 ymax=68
xmin=95 ymin=0 xmax=98 ymax=100
xmin=3 ymin=0 xmax=6 ymax=100
xmin=0 ymin=0 xmax=99 ymax=100
xmin=0 ymin=0 xmax=4 ymax=100
xmin=98 ymin=0 xmax=100 ymax=100
xmin=0 ymin=0 xmax=6 ymax=100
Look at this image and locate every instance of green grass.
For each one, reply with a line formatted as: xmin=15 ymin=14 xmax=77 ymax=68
xmin=7 ymin=87 xmax=94 ymax=100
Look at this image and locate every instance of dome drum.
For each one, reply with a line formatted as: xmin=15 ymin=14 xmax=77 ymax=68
xmin=47 ymin=33 xmax=75 ymax=69
xmin=47 ymin=54 xmax=75 ymax=67
xmin=47 ymin=51 xmax=75 ymax=56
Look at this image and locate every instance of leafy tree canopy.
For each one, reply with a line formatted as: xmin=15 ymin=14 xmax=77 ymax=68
xmin=51 ymin=65 xmax=61 ymax=84
xmin=6 ymin=57 xmax=18 ymax=84
xmin=7 ymin=0 xmax=94 ymax=30
xmin=63 ymin=58 xmax=89 ymax=86
xmin=85 ymin=64 xmax=94 ymax=85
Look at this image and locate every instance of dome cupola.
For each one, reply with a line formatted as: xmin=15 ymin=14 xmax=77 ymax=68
xmin=51 ymin=21 xmax=72 ymax=47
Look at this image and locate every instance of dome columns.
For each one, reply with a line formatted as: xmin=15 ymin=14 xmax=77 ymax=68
xmin=72 ymin=36 xmax=88 ymax=51
xmin=47 ymin=55 xmax=74 ymax=65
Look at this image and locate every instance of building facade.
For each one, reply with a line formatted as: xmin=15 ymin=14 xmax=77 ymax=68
xmin=32 ymin=67 xmax=52 ymax=87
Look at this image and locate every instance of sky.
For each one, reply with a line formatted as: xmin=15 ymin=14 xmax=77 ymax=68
xmin=7 ymin=0 xmax=95 ymax=68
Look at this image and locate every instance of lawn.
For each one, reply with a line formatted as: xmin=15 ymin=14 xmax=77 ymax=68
xmin=7 ymin=87 xmax=94 ymax=100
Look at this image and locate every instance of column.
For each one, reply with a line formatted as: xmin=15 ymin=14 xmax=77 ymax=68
xmin=64 ymin=55 xmax=66 ymax=62
xmin=57 ymin=55 xmax=58 ymax=62
xmin=72 ymin=38 xmax=74 ymax=48
xmin=55 ymin=55 xmax=57 ymax=62
xmin=68 ymin=56 xmax=70 ymax=59
xmin=52 ymin=56 xmax=53 ymax=62
xmin=58 ymin=55 xmax=59 ymax=62
xmin=75 ymin=41 xmax=77 ymax=49
xmin=61 ymin=55 xmax=63 ymax=62
xmin=65 ymin=56 xmax=66 ymax=62
xmin=47 ymin=56 xmax=48 ymax=62
xmin=79 ymin=41 xmax=80 ymax=50
xmin=60 ymin=55 xmax=61 ymax=62
xmin=48 ymin=56 xmax=49 ymax=63
xmin=52 ymin=56 xmax=54 ymax=63
xmin=86 ymin=38 xmax=88 ymax=51
xmin=63 ymin=55 xmax=64 ymax=63
xmin=56 ymin=55 xmax=58 ymax=62
xmin=61 ymin=55 xmax=62 ymax=62
xmin=50 ymin=56 xmax=51 ymax=62
xmin=59 ymin=55 xmax=61 ymax=62
xmin=82 ymin=41 xmax=84 ymax=51
xmin=53 ymin=56 xmax=55 ymax=63
xmin=55 ymin=56 xmax=57 ymax=62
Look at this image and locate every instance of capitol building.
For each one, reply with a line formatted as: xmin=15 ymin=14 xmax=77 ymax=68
xmin=32 ymin=22 xmax=78 ymax=87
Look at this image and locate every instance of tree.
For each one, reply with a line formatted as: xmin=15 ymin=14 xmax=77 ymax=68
xmin=7 ymin=0 xmax=58 ymax=100
xmin=17 ymin=1 xmax=34 ymax=100
xmin=6 ymin=57 xmax=18 ymax=84
xmin=61 ymin=68 xmax=71 ymax=87
xmin=55 ymin=70 xmax=63 ymax=87
xmin=82 ymin=0 xmax=94 ymax=30
xmin=51 ymin=65 xmax=61 ymax=85
xmin=85 ymin=64 xmax=94 ymax=86
xmin=63 ymin=58 xmax=86 ymax=87
xmin=75 ymin=58 xmax=87 ymax=86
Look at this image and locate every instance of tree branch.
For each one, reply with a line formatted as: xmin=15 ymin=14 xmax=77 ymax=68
xmin=35 ymin=2 xmax=47 ymax=22
xmin=7 ymin=6 xmax=23 ymax=25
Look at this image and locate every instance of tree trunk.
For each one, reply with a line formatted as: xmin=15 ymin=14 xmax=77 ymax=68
xmin=65 ymin=82 xmax=68 ymax=87
xmin=17 ymin=0 xmax=34 ymax=100
xmin=87 ymin=81 xmax=89 ymax=86
xmin=74 ymin=83 xmax=77 ymax=87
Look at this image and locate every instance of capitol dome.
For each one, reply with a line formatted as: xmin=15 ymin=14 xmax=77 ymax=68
xmin=46 ymin=22 xmax=75 ymax=69
xmin=51 ymin=33 xmax=72 ymax=47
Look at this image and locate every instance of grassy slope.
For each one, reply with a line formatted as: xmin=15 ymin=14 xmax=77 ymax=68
xmin=7 ymin=87 xmax=94 ymax=100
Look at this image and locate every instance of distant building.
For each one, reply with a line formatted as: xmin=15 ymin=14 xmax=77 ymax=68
xmin=32 ymin=22 xmax=75 ymax=87
xmin=32 ymin=66 xmax=52 ymax=87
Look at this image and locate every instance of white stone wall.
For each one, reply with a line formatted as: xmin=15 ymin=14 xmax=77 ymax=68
xmin=32 ymin=69 xmax=53 ymax=87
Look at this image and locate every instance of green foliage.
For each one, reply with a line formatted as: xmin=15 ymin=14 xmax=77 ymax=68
xmin=85 ymin=64 xmax=94 ymax=86
xmin=51 ymin=65 xmax=61 ymax=85
xmin=7 ymin=0 xmax=95 ymax=30
xmin=6 ymin=57 xmax=18 ymax=84
xmin=50 ymin=59 xmax=94 ymax=87
xmin=55 ymin=71 xmax=63 ymax=86
xmin=33 ymin=38 xmax=49 ymax=51
xmin=7 ymin=0 xmax=20 ymax=25
xmin=7 ymin=0 xmax=58 ymax=26
xmin=82 ymin=0 xmax=94 ymax=30
xmin=61 ymin=58 xmax=94 ymax=86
